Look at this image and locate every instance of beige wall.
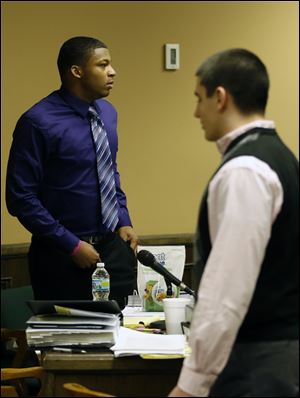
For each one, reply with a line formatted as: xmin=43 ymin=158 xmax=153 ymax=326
xmin=1 ymin=1 xmax=299 ymax=244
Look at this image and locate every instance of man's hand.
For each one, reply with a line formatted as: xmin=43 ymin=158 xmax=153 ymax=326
xmin=71 ymin=241 xmax=100 ymax=268
xmin=169 ymin=386 xmax=194 ymax=397
xmin=118 ymin=226 xmax=138 ymax=253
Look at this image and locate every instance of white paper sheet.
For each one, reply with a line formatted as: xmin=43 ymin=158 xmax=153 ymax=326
xmin=110 ymin=326 xmax=186 ymax=357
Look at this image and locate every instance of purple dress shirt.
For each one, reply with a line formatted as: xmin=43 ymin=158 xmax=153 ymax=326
xmin=6 ymin=87 xmax=132 ymax=253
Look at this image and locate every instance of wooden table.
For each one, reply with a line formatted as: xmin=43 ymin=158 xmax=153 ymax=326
xmin=41 ymin=349 xmax=183 ymax=397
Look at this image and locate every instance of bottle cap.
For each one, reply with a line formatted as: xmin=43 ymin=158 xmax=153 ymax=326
xmin=96 ymin=262 xmax=105 ymax=267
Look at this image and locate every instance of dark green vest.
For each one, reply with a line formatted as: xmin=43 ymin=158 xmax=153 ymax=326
xmin=194 ymin=128 xmax=299 ymax=341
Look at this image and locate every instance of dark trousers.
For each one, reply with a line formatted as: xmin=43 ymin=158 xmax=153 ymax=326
xmin=210 ymin=340 xmax=299 ymax=397
xmin=28 ymin=233 xmax=136 ymax=310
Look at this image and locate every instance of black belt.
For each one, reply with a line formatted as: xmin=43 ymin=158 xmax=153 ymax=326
xmin=80 ymin=232 xmax=115 ymax=245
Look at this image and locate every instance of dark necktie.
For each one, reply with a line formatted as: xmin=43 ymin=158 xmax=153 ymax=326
xmin=89 ymin=106 xmax=119 ymax=231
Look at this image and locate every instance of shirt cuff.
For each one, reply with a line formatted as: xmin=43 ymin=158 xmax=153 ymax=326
xmin=71 ymin=240 xmax=82 ymax=256
xmin=117 ymin=207 xmax=132 ymax=228
xmin=54 ymin=230 xmax=80 ymax=254
xmin=177 ymin=362 xmax=217 ymax=397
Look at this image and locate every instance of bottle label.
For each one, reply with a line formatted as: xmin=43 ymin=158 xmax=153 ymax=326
xmin=92 ymin=277 xmax=110 ymax=300
xmin=93 ymin=278 xmax=109 ymax=292
xmin=92 ymin=278 xmax=109 ymax=291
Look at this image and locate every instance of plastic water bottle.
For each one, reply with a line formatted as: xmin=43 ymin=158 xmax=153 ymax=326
xmin=92 ymin=262 xmax=110 ymax=300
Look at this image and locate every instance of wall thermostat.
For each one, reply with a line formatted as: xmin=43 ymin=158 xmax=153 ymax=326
xmin=165 ymin=43 xmax=180 ymax=70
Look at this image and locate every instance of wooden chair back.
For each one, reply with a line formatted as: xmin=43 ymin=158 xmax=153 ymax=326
xmin=1 ymin=366 xmax=43 ymax=397
xmin=63 ymin=382 xmax=115 ymax=397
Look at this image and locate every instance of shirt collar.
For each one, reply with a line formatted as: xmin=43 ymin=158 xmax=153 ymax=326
xmin=58 ymin=86 xmax=101 ymax=119
xmin=216 ymin=120 xmax=276 ymax=156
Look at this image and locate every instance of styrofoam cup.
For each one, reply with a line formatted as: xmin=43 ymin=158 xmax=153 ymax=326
xmin=163 ymin=297 xmax=192 ymax=334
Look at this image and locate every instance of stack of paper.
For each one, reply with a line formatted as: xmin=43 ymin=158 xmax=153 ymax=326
xmin=26 ymin=307 xmax=120 ymax=348
xmin=110 ymin=326 xmax=186 ymax=357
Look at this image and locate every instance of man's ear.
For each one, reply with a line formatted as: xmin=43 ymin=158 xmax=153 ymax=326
xmin=70 ymin=65 xmax=82 ymax=79
xmin=215 ymin=86 xmax=228 ymax=111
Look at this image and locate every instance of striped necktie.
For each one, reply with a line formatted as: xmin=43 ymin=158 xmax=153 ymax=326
xmin=89 ymin=106 xmax=119 ymax=231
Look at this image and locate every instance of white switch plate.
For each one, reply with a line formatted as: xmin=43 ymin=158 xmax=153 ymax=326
xmin=165 ymin=43 xmax=180 ymax=70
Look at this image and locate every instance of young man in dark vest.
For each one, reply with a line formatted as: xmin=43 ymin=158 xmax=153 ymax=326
xmin=169 ymin=49 xmax=299 ymax=397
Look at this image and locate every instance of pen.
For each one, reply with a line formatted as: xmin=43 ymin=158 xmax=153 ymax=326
xmin=52 ymin=347 xmax=87 ymax=354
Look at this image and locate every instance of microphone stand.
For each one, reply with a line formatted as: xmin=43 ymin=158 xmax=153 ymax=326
xmin=164 ymin=277 xmax=173 ymax=298
xmin=163 ymin=277 xmax=197 ymax=300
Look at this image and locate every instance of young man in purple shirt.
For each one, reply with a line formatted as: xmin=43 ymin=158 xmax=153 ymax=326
xmin=6 ymin=36 xmax=138 ymax=309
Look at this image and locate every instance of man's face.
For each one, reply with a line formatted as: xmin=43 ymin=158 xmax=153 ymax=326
xmin=194 ymin=81 xmax=221 ymax=142
xmin=79 ymin=47 xmax=116 ymax=100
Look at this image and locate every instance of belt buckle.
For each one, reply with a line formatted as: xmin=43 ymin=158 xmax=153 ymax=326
xmin=89 ymin=235 xmax=102 ymax=245
xmin=87 ymin=236 xmax=95 ymax=244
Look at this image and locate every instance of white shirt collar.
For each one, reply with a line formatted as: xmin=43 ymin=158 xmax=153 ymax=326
xmin=216 ymin=120 xmax=276 ymax=156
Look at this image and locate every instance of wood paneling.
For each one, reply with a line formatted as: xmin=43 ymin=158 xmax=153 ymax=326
xmin=1 ymin=234 xmax=195 ymax=289
xmin=42 ymin=350 xmax=183 ymax=397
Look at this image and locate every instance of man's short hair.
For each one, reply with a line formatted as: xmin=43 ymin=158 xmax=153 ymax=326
xmin=57 ymin=36 xmax=107 ymax=80
xmin=196 ymin=48 xmax=269 ymax=114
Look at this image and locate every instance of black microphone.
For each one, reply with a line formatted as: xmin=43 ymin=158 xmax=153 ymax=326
xmin=137 ymin=250 xmax=196 ymax=299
